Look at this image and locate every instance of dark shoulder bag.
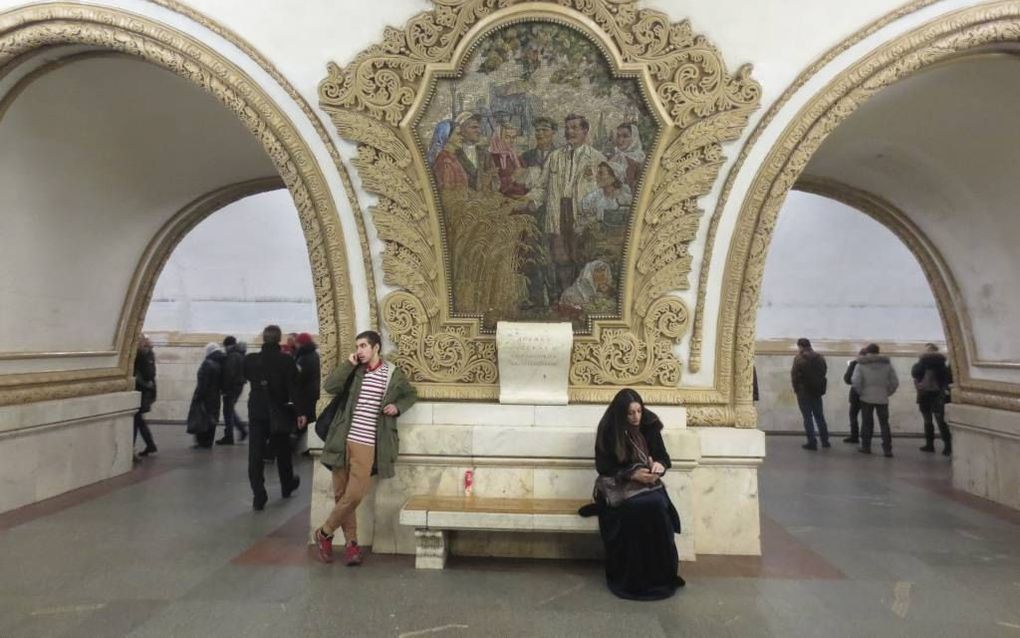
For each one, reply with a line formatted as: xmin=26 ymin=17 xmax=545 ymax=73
xmin=314 ymin=365 xmax=359 ymax=441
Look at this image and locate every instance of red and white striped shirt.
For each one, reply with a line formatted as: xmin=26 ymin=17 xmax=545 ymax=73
xmin=347 ymin=362 xmax=390 ymax=446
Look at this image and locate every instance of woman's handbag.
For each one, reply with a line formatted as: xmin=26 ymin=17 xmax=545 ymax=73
xmin=594 ymin=471 xmax=664 ymax=508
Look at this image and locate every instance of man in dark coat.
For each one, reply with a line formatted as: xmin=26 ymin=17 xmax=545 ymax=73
xmin=217 ymin=336 xmax=248 ymax=445
xmin=791 ymin=337 xmax=830 ymax=451
xmin=133 ymin=335 xmax=158 ymax=457
xmin=843 ymin=347 xmax=867 ymax=444
xmin=912 ymin=343 xmax=953 ymax=456
xmin=189 ymin=343 xmax=226 ymax=449
xmin=244 ymin=325 xmax=304 ymax=511
xmin=294 ymin=332 xmax=321 ymax=455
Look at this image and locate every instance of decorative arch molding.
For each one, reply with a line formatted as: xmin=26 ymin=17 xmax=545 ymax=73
xmin=0 ymin=4 xmax=356 ymax=406
xmin=723 ymin=1 xmax=1020 ymax=420
xmin=319 ymin=0 xmax=761 ymax=405
xmin=144 ymin=0 xmax=380 ymax=331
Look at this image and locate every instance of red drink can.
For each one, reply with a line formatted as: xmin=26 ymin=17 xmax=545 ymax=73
xmin=464 ymin=469 xmax=474 ymax=496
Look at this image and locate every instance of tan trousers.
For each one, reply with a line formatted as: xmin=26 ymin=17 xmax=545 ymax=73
xmin=322 ymin=441 xmax=375 ymax=542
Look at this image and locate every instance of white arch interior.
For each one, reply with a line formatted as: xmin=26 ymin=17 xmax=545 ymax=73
xmin=757 ymin=191 xmax=942 ymax=343
xmin=805 ymin=53 xmax=1020 ymax=383
xmin=144 ymin=189 xmax=318 ymax=339
xmin=755 ymin=190 xmax=945 ymax=433
xmin=0 ymin=55 xmax=276 ymax=359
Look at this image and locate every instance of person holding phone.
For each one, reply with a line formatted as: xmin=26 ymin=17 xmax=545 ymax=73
xmin=589 ymin=388 xmax=684 ymax=600
xmin=313 ymin=330 xmax=417 ymax=566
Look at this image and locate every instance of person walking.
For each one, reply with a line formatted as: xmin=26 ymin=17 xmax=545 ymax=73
xmin=843 ymin=347 xmax=867 ymax=444
xmin=851 ymin=343 xmax=900 ymax=457
xmin=313 ymin=330 xmax=417 ymax=565
xmin=244 ymin=325 xmax=304 ymax=511
xmin=133 ymin=335 xmax=158 ymax=457
xmin=188 ymin=342 xmax=226 ymax=449
xmin=217 ymin=336 xmax=248 ymax=445
xmin=791 ymin=337 xmax=830 ymax=450
xmin=912 ymin=343 xmax=953 ymax=456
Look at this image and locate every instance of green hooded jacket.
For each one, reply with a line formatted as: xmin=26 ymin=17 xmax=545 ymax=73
xmin=318 ymin=359 xmax=417 ymax=478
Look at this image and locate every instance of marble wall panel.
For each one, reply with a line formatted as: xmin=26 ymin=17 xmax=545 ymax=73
xmin=691 ymin=465 xmax=761 ymax=555
xmin=948 ymin=404 xmax=1020 ymax=510
xmin=0 ymin=393 xmax=135 ymax=513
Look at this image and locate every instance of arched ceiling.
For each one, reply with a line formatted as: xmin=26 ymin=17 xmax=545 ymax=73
xmin=804 ymin=53 xmax=1020 ymax=379
xmin=0 ymin=55 xmax=277 ymax=356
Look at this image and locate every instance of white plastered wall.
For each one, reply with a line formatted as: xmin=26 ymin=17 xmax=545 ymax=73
xmin=0 ymin=56 xmax=275 ymax=360
xmin=805 ymin=55 xmax=1020 ymax=385
xmin=144 ymin=189 xmax=319 ymax=337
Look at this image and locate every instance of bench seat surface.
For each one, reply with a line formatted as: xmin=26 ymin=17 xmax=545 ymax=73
xmin=401 ymin=496 xmax=596 ymax=532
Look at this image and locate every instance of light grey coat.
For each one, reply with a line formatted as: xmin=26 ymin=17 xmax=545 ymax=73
xmin=851 ymin=354 xmax=899 ymax=404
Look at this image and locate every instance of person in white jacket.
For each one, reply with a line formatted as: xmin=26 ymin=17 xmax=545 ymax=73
xmin=851 ymin=343 xmax=900 ymax=457
xmin=525 ymin=113 xmax=605 ymax=298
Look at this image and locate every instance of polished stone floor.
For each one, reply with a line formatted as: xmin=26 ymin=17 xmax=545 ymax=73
xmin=1 ymin=428 xmax=1019 ymax=637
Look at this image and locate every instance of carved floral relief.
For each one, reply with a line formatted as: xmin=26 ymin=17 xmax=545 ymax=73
xmin=320 ymin=0 xmax=760 ymax=403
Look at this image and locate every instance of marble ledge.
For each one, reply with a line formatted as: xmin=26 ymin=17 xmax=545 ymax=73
xmin=947 ymin=403 xmax=1020 ymax=441
xmin=0 ymin=391 xmax=139 ymax=436
xmin=396 ymin=424 xmax=701 ymax=461
xmin=399 ymin=402 xmax=687 ymax=429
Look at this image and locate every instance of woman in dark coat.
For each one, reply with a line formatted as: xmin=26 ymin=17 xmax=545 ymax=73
xmin=590 ymin=388 xmax=684 ymax=600
xmin=188 ymin=343 xmax=226 ymax=448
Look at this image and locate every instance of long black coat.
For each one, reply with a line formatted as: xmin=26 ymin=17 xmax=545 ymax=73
xmin=596 ymin=418 xmax=672 ymax=481
xmin=192 ymin=351 xmax=225 ymax=421
xmin=294 ymin=343 xmax=321 ymax=422
xmin=594 ymin=413 xmax=682 ymax=601
xmin=844 ymin=359 xmax=861 ymax=404
xmin=133 ymin=347 xmax=157 ymax=413
xmin=243 ymin=343 xmax=299 ymax=427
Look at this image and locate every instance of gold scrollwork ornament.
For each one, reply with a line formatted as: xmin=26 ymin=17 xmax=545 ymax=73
xmin=320 ymin=0 xmax=760 ymax=400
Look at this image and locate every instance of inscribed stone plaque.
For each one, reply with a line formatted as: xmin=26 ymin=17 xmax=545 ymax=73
xmin=496 ymin=322 xmax=573 ymax=405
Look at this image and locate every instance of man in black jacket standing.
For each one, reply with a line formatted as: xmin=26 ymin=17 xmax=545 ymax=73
xmin=217 ymin=336 xmax=248 ymax=445
xmin=294 ymin=333 xmax=320 ymax=455
xmin=912 ymin=343 xmax=953 ymax=456
xmin=791 ymin=337 xmax=830 ymax=451
xmin=133 ymin=335 xmax=158 ymax=457
xmin=244 ymin=325 xmax=305 ymax=510
xmin=843 ymin=347 xmax=867 ymax=444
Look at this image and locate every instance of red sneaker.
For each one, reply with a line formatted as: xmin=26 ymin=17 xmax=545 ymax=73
xmin=344 ymin=541 xmax=363 ymax=566
xmin=313 ymin=528 xmax=334 ymax=564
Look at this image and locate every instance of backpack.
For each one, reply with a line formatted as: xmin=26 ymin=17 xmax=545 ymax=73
xmin=915 ymin=368 xmax=940 ymax=393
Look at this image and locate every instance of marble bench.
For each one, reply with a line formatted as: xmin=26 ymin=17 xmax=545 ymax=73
xmin=399 ymin=495 xmax=596 ymax=569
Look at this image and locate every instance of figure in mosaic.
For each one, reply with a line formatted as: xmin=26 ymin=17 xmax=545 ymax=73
xmin=418 ymin=22 xmax=655 ymax=330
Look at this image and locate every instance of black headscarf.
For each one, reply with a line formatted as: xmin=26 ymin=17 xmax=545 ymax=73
xmin=595 ymin=388 xmax=663 ymax=466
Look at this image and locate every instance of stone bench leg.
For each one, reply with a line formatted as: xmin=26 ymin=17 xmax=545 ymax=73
xmin=414 ymin=529 xmax=447 ymax=569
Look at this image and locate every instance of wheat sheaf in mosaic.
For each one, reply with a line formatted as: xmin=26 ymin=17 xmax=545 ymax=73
xmin=415 ymin=22 xmax=657 ymax=333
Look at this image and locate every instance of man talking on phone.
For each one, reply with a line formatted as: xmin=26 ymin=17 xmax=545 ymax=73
xmin=313 ymin=330 xmax=417 ymax=565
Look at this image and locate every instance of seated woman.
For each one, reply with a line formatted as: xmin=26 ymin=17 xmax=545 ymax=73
xmin=588 ymin=388 xmax=684 ymax=600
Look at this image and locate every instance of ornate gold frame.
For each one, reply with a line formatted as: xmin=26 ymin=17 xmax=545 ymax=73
xmin=723 ymin=1 xmax=1020 ymax=417
xmin=0 ymin=4 xmax=356 ymax=406
xmin=319 ymin=0 xmax=760 ymax=405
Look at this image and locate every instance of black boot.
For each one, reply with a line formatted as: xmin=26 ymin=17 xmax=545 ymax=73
xmin=282 ymin=476 xmax=301 ymax=498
